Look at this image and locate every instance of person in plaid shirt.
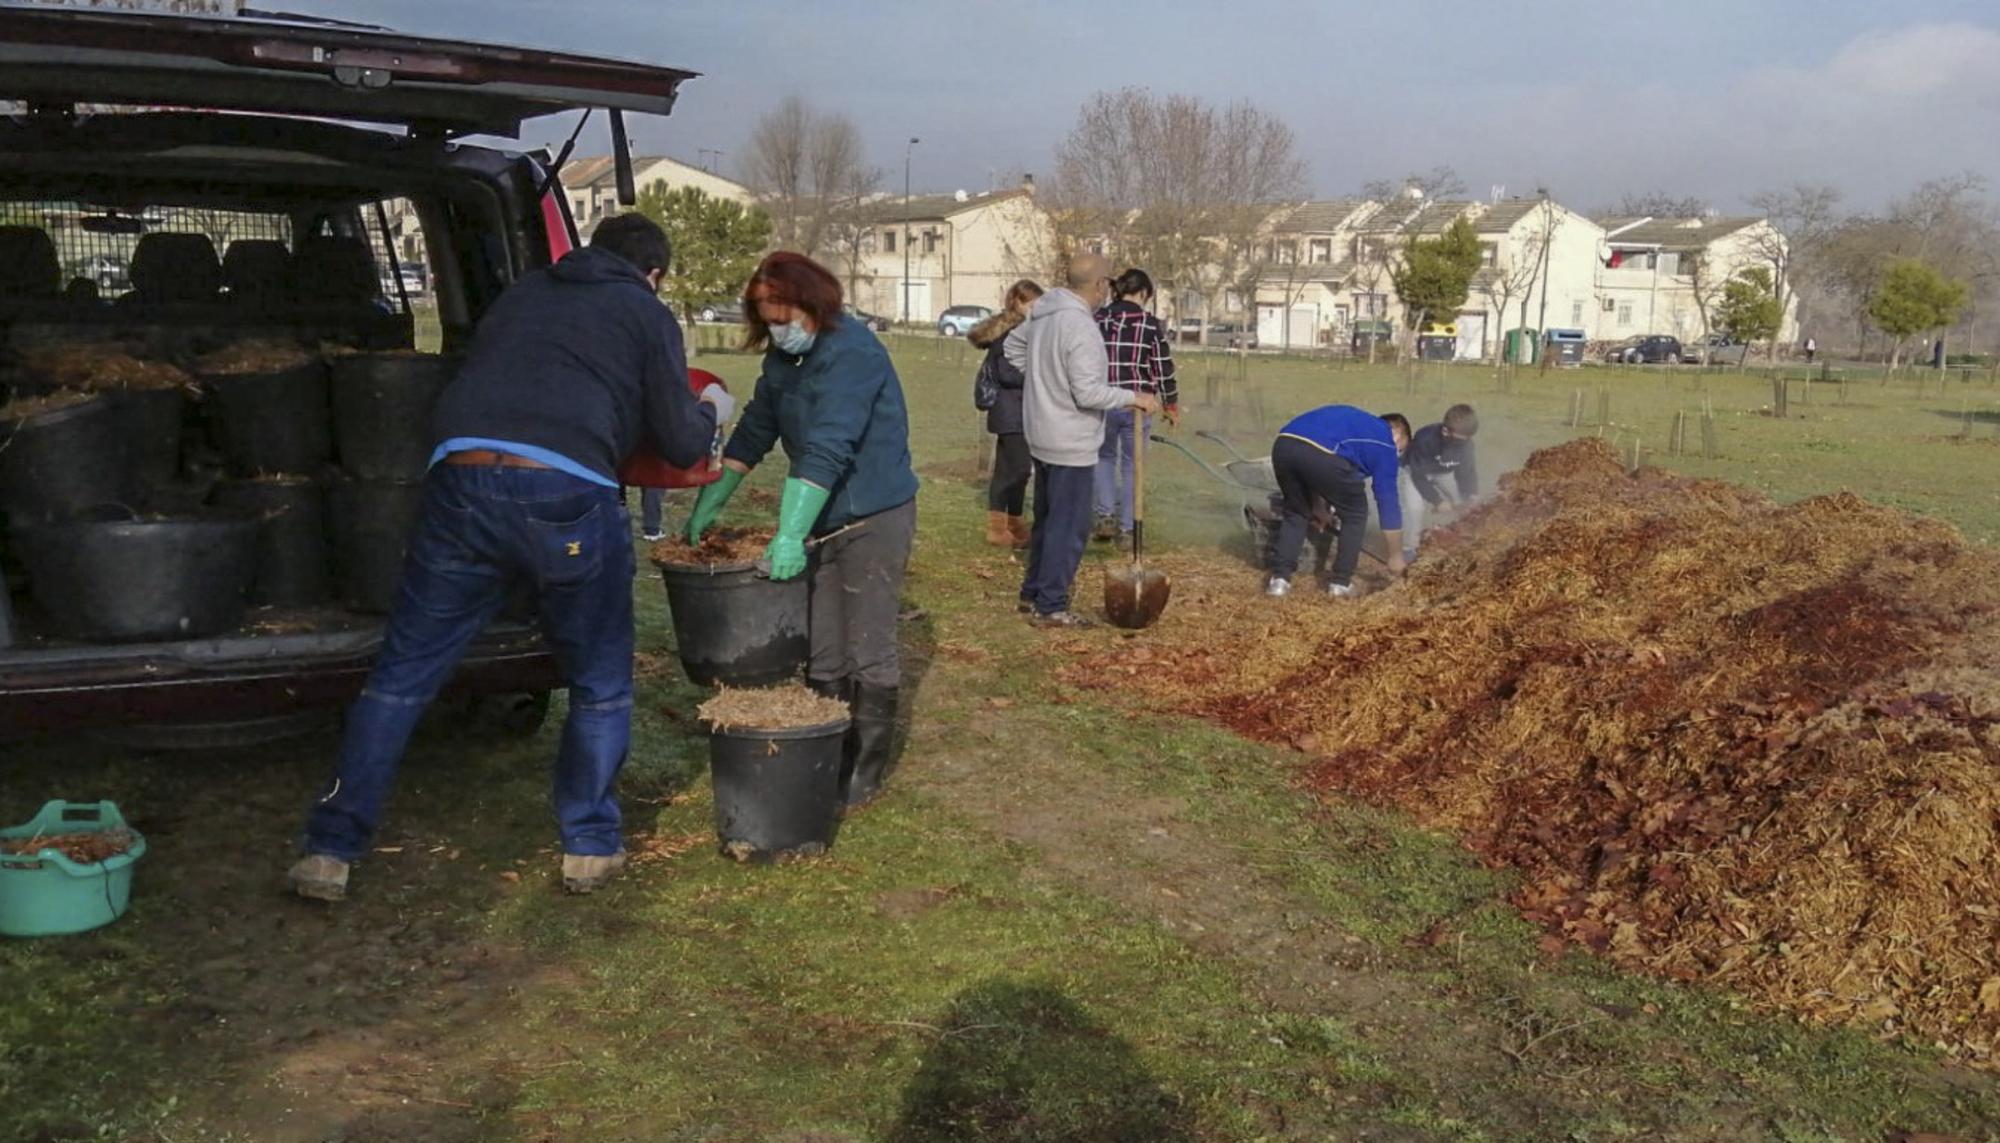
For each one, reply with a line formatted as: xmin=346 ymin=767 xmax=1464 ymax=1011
xmin=1093 ymin=268 xmax=1179 ymax=542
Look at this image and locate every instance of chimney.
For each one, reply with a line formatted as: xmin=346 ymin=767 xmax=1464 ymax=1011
xmin=1021 ymin=173 xmax=1036 ymax=195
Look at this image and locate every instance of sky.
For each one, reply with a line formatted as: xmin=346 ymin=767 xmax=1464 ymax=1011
xmin=278 ymin=0 xmax=2000 ymax=214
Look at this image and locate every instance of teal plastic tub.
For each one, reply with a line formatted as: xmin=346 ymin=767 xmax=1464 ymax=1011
xmin=0 ymin=801 xmax=146 ymax=938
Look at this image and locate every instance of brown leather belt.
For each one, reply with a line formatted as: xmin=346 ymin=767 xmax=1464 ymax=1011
xmin=442 ymin=449 xmax=553 ymax=470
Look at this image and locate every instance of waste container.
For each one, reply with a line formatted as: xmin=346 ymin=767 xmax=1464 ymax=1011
xmin=1505 ymin=327 xmax=1540 ymax=365
xmin=1350 ymin=319 xmax=1394 ymax=357
xmin=1544 ymin=328 xmax=1587 ymax=367
xmin=1417 ymin=322 xmax=1457 ymax=361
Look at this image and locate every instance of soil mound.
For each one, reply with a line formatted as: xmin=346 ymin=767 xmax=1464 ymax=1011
xmin=1064 ymin=438 xmax=2000 ymax=1066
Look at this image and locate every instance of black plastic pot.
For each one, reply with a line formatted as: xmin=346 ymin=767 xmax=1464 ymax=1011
xmin=330 ymin=353 xmax=459 ymax=480
xmin=14 ymin=507 xmax=257 ymax=642
xmin=0 ymin=395 xmax=136 ymax=524
xmin=201 ymin=361 xmax=332 ymax=476
xmin=657 ymin=561 xmax=810 ymax=687
xmin=328 ymin=477 xmax=424 ymax=613
xmin=211 ymin=477 xmax=331 ymax=607
xmin=707 ymin=716 xmax=850 ymax=862
xmin=118 ymin=387 xmax=188 ymax=489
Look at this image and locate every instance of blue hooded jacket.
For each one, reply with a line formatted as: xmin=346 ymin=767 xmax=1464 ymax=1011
xmin=1276 ymin=404 xmax=1403 ymax=531
xmin=723 ymin=315 xmax=918 ymax=531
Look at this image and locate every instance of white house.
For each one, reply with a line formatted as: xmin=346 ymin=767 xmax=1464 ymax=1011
xmin=1592 ymin=215 xmax=1799 ymax=343
xmin=843 ymin=183 xmax=1053 ymax=325
xmin=565 ymin=154 xmax=753 ymax=239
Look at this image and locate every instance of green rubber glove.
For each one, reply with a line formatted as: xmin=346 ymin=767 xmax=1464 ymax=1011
xmin=685 ymin=467 xmax=745 ymax=544
xmin=763 ymin=477 xmax=831 ymax=581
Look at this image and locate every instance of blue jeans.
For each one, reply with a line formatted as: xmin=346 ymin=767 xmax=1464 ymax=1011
xmin=305 ymin=464 xmax=636 ymax=862
xmin=1093 ymin=408 xmax=1149 ymax=533
xmin=1021 ymin=461 xmax=1095 ymax=615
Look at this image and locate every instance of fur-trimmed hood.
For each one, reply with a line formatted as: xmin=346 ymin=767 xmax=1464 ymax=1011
xmin=968 ymin=308 xmax=1024 ymax=349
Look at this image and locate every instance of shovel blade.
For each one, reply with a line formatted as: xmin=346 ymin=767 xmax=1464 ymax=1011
xmin=1103 ymin=564 xmax=1172 ymax=630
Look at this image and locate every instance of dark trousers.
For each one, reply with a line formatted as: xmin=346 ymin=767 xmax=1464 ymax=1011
xmin=988 ymin=432 xmax=1031 ymax=514
xmin=809 ymin=498 xmax=917 ymax=690
xmin=1271 ymin=436 xmax=1369 ymax=586
xmin=1021 ymin=461 xmax=1095 ymax=615
xmin=305 ymin=464 xmax=635 ymax=862
xmin=640 ymin=487 xmax=666 ymax=535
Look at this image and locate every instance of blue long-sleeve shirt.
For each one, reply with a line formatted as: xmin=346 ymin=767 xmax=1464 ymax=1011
xmin=722 ymin=315 xmax=918 ymax=531
xmin=1276 ymin=405 xmax=1404 ymax=531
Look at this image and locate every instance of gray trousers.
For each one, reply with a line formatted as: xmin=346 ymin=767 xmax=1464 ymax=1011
xmin=808 ymin=497 xmax=917 ymax=689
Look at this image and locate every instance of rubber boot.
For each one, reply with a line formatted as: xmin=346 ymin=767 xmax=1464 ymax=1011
xmin=985 ymin=510 xmax=1012 ymax=546
xmin=1007 ymin=514 xmax=1031 ymax=549
xmin=841 ymin=683 xmax=899 ymax=809
xmin=807 ymin=675 xmax=852 ymax=704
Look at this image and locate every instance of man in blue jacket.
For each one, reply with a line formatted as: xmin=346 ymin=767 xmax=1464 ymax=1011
xmin=1265 ymin=405 xmax=1409 ymax=598
xmin=290 ymin=214 xmax=734 ymax=902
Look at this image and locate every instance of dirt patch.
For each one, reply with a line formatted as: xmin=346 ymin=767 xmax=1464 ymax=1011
xmin=873 ymin=885 xmax=958 ymax=922
xmin=1065 ymin=438 xmax=2000 ymax=1068
xmin=651 ymin=526 xmax=775 ymax=568
xmin=699 ymin=684 xmax=850 ymax=731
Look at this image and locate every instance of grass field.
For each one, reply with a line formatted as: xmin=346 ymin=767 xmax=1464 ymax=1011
xmin=3 ymin=334 xmax=1998 ymax=1141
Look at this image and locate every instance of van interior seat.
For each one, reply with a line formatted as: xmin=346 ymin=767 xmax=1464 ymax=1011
xmin=290 ymin=234 xmax=379 ymax=305
xmin=221 ymin=239 xmax=293 ymax=307
xmin=124 ymin=232 xmax=225 ymax=307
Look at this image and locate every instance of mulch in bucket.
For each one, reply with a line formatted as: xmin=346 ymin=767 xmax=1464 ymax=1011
xmin=699 ymin=684 xmax=852 ymax=864
xmin=0 ymin=800 xmax=147 ymax=938
xmin=653 ymin=528 xmax=807 ymax=688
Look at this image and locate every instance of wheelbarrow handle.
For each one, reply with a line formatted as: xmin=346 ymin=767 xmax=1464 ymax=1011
xmin=1195 ymin=429 xmax=1257 ymax=464
xmin=1147 ymin=433 xmax=1239 ymax=488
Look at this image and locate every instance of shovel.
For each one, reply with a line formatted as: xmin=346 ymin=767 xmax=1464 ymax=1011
xmin=1103 ymin=412 xmax=1172 ymax=629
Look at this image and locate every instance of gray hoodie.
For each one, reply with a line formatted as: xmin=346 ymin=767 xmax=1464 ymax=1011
xmin=1005 ymin=287 xmax=1136 ymax=467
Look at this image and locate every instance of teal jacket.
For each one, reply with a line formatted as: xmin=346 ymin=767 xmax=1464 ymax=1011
xmin=722 ymin=315 xmax=918 ymax=532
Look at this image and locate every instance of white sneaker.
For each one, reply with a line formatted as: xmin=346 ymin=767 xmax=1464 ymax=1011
xmin=641 ymin=531 xmax=666 ymax=543
xmin=1264 ymin=577 xmax=1291 ymax=598
xmin=1326 ymin=583 xmax=1354 ymax=598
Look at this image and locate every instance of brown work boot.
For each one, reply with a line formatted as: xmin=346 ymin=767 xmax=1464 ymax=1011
xmin=1007 ymin=514 xmax=1031 ymax=548
xmin=985 ymin=511 xmax=1012 ymax=546
xmin=288 ymin=854 xmax=350 ymax=902
xmin=561 ymin=851 xmax=628 ymax=895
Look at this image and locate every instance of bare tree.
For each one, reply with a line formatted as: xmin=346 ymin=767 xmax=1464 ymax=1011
xmin=1361 ymin=165 xmax=1466 ymax=203
xmin=1049 ymin=88 xmax=1306 ymax=342
xmin=1616 ymin=192 xmax=1710 ymax=218
xmin=1480 ymin=200 xmax=1560 ymax=367
xmin=1745 ymin=183 xmax=1842 ymax=356
xmin=740 ymin=96 xmax=879 ymax=259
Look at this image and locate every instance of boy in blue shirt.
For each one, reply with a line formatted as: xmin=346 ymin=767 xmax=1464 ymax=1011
xmin=1265 ymin=405 xmax=1409 ymax=597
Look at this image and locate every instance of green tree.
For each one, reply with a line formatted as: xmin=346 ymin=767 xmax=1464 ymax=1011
xmin=1390 ymin=216 xmax=1484 ymax=353
xmin=1867 ymin=259 xmax=1969 ymax=372
xmin=632 ymin=183 xmax=773 ymax=342
xmin=1712 ymin=265 xmax=1783 ymax=366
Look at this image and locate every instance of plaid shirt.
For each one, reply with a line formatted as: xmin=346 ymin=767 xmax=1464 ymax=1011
xmin=1096 ymin=300 xmax=1179 ymax=407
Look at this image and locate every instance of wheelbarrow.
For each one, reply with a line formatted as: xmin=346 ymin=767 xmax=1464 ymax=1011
xmin=1147 ymin=431 xmax=1333 ymax=572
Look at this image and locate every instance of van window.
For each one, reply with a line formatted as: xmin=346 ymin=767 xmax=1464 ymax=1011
xmin=0 ymin=202 xmax=290 ymax=301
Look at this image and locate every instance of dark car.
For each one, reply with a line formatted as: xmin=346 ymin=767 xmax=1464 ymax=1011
xmin=843 ymin=304 xmax=890 ymax=332
xmin=0 ymin=5 xmax=697 ymax=742
xmin=1606 ymin=335 xmax=1683 ymax=365
xmin=696 ymin=300 xmax=743 ymax=324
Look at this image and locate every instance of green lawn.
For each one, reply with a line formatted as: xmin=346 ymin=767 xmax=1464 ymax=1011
xmin=2 ymin=336 xmax=1997 ymax=1141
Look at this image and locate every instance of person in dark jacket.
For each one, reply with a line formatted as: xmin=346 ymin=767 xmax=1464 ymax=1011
xmin=1398 ymin=403 xmax=1480 ymax=563
xmin=1093 ymin=268 xmax=1179 ymax=542
xmin=970 ymin=278 xmax=1044 ymax=548
xmin=1265 ymin=405 xmax=1409 ymax=598
xmin=686 ymin=252 xmax=919 ymax=808
xmin=290 ymin=214 xmax=734 ymax=902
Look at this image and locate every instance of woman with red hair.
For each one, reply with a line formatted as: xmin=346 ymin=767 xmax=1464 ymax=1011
xmin=686 ymin=252 xmax=918 ymax=808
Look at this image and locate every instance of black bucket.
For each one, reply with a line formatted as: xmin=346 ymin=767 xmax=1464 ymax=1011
xmin=14 ymin=507 xmax=257 ymax=642
xmin=328 ymin=477 xmax=425 ymax=613
xmin=118 ymin=387 xmax=188 ymax=489
xmin=329 ymin=353 xmax=458 ymax=480
xmin=201 ymin=361 xmax=332 ymax=476
xmin=0 ymin=395 xmax=135 ymax=524
xmin=707 ymin=717 xmax=850 ymax=862
xmin=657 ymin=561 xmax=810 ymax=687
xmin=211 ymin=477 xmax=331 ymax=607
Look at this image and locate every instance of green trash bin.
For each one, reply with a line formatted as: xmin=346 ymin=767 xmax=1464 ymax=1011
xmin=0 ymin=801 xmax=146 ymax=938
xmin=1505 ymin=328 xmax=1540 ymax=365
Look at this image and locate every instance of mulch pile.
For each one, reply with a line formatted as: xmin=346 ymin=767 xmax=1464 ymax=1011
xmin=194 ymin=341 xmax=314 ymax=375
xmin=1061 ymin=438 xmax=2000 ymax=1067
xmin=1 ymin=829 xmax=138 ymax=863
xmin=651 ymin=527 xmax=775 ymax=569
xmin=698 ymin=684 xmax=850 ymax=732
xmin=18 ymin=345 xmax=193 ymax=391
xmin=0 ymin=388 xmax=98 ymax=422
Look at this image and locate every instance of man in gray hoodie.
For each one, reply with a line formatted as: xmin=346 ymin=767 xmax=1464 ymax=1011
xmin=1006 ymin=253 xmax=1159 ymax=627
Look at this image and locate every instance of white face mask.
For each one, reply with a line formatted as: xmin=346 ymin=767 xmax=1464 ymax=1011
xmin=770 ymin=320 xmax=816 ymax=356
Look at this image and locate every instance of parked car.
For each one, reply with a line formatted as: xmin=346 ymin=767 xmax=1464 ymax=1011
xmin=0 ymin=4 xmax=697 ymax=741
xmin=843 ymin=304 xmax=890 ymax=332
xmin=1681 ymin=333 xmax=1740 ymax=364
xmin=937 ymin=304 xmax=991 ymax=337
xmin=697 ymin=300 xmax=743 ymax=324
xmin=377 ymin=265 xmax=427 ymax=300
xmin=1606 ymin=335 xmax=1683 ymax=365
xmin=66 ymin=254 xmax=130 ymax=294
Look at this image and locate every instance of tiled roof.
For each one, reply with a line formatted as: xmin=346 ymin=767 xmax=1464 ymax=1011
xmin=1597 ymin=216 xmax=1761 ymax=247
xmin=865 ymin=189 xmax=1030 ymax=224
xmin=1471 ymin=199 xmax=1546 ymax=233
xmin=1272 ymin=200 xmax=1370 ymax=234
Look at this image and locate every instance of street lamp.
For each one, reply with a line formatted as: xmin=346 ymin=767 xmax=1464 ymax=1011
xmin=904 ymin=136 xmax=920 ymax=324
